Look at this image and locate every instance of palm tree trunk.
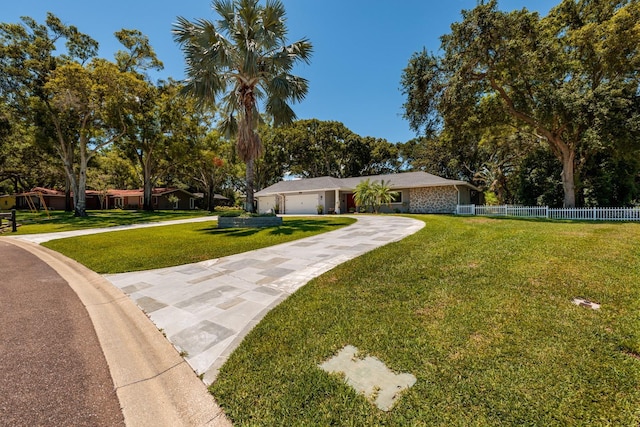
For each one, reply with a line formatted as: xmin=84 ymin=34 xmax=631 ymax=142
xmin=245 ymin=158 xmax=255 ymax=213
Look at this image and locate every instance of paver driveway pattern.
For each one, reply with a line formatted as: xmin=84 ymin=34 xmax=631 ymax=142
xmin=104 ymin=215 xmax=424 ymax=384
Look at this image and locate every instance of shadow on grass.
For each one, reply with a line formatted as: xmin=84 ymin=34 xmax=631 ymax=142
xmin=199 ymin=218 xmax=348 ymax=238
xmin=201 ymin=227 xmax=262 ymax=237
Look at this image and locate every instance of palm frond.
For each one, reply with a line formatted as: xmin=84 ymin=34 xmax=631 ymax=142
xmin=265 ymin=97 xmax=296 ymax=126
xmin=260 ymin=0 xmax=287 ymax=48
xmin=213 ymin=0 xmax=236 ymax=35
xmin=174 ymin=0 xmax=311 ymax=168
xmin=217 ymin=113 xmax=238 ymax=140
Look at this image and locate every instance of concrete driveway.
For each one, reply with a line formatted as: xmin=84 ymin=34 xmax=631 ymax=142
xmin=103 ymin=215 xmax=425 ymax=384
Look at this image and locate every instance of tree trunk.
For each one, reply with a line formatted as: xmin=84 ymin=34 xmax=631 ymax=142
xmin=65 ymin=145 xmax=74 ymax=212
xmin=142 ymin=150 xmax=154 ymax=211
xmin=74 ymin=143 xmax=88 ymax=217
xmin=245 ymin=158 xmax=255 ymax=213
xmin=143 ymin=178 xmax=153 ymax=211
xmin=60 ymin=154 xmax=80 ymax=216
xmin=561 ymin=150 xmax=576 ymax=208
xmin=75 ymin=165 xmax=87 ymax=217
xmin=65 ymin=177 xmax=73 ymax=212
xmin=207 ymin=183 xmax=213 ymax=211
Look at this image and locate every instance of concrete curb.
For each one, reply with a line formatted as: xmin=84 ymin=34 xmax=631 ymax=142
xmin=6 ymin=238 xmax=231 ymax=427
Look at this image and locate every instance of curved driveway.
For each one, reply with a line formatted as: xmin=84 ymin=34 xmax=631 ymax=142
xmin=104 ymin=215 xmax=424 ymax=385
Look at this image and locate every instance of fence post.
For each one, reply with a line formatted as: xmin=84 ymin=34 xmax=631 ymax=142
xmin=471 ymin=204 xmax=476 ymax=216
xmin=593 ymin=206 xmax=596 ymax=220
xmin=545 ymin=206 xmax=549 ymax=219
xmin=11 ymin=209 xmax=16 ymax=232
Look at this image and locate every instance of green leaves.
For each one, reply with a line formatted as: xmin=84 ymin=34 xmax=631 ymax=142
xmin=114 ymin=29 xmax=164 ymax=74
xmin=353 ymin=178 xmax=398 ymax=213
xmin=401 ymin=0 xmax=640 ymax=208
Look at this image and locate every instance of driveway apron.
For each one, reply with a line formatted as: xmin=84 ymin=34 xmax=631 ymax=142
xmin=104 ymin=215 xmax=424 ymax=384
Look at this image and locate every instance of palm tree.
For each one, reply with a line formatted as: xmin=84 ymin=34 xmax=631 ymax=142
xmin=353 ymin=179 xmax=375 ymax=213
xmin=372 ymin=179 xmax=398 ymax=213
xmin=354 ymin=179 xmax=398 ymax=213
xmin=173 ymin=0 xmax=312 ymax=212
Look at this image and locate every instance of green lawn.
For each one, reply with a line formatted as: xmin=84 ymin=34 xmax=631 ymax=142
xmin=43 ymin=217 xmax=355 ymax=273
xmin=10 ymin=209 xmax=211 ymax=235
xmin=210 ymin=215 xmax=640 ymax=426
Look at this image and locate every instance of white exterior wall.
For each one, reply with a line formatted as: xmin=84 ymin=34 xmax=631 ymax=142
xmin=257 ymin=196 xmax=278 ymax=214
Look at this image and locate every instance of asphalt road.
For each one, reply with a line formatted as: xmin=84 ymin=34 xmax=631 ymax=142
xmin=0 ymin=240 xmax=124 ymax=426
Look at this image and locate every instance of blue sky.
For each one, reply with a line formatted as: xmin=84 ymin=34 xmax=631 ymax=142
xmin=3 ymin=1 xmax=559 ymax=143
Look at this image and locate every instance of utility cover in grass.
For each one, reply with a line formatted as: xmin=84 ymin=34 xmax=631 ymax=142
xmin=573 ymin=297 xmax=600 ymax=310
xmin=319 ymin=345 xmax=416 ymax=411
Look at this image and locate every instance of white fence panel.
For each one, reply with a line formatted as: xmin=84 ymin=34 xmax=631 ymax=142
xmin=456 ymin=205 xmax=476 ymax=215
xmin=456 ymin=205 xmax=640 ymax=221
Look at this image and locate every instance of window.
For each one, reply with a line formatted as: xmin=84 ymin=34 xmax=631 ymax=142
xmin=190 ymin=198 xmax=195 ymax=209
xmin=391 ymin=191 xmax=402 ymax=203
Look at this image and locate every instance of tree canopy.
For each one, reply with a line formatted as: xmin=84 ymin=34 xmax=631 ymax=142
xmin=2 ymin=2 xmax=639 ymax=211
xmin=401 ymin=0 xmax=640 ymax=207
xmin=0 ymin=13 xmax=147 ymax=216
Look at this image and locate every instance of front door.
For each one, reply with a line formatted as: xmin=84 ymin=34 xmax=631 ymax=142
xmin=346 ymin=193 xmax=356 ymax=212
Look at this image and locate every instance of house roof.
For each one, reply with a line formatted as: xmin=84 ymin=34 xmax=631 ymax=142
xmin=107 ymin=188 xmax=199 ymax=197
xmin=16 ymin=187 xmax=202 ymax=198
xmin=21 ymin=187 xmax=65 ymax=196
xmin=255 ymin=176 xmax=346 ymax=196
xmin=255 ymin=171 xmax=478 ymax=197
xmin=193 ymin=192 xmax=229 ymax=200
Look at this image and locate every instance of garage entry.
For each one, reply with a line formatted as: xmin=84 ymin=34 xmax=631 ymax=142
xmin=257 ymin=196 xmax=277 ymax=214
xmin=284 ymin=194 xmax=318 ymax=214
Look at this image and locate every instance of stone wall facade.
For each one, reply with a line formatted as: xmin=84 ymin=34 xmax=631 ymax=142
xmin=218 ymin=216 xmax=283 ymax=228
xmin=409 ymin=186 xmax=457 ymax=213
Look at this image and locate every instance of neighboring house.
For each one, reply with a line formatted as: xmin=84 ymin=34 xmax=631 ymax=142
xmin=255 ymin=171 xmax=481 ymax=215
xmin=16 ymin=187 xmax=101 ymax=210
xmin=193 ymin=192 xmax=231 ymax=209
xmin=0 ymin=194 xmax=16 ymax=210
xmin=15 ymin=187 xmax=204 ymax=210
xmin=107 ymin=188 xmax=200 ymax=210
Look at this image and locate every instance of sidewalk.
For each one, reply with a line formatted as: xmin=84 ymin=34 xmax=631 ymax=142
xmin=12 ymin=215 xmax=218 ymax=244
xmin=104 ymin=215 xmax=425 ymax=384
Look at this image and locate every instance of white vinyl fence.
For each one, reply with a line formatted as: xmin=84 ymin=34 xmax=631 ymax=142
xmin=456 ymin=205 xmax=640 ymax=221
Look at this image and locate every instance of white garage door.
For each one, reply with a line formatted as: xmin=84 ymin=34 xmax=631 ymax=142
xmin=285 ymin=194 xmax=318 ymax=214
xmin=258 ymin=196 xmax=277 ymax=214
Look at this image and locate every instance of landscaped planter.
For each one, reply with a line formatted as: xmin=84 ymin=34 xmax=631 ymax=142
xmin=217 ymin=216 xmax=283 ymax=229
